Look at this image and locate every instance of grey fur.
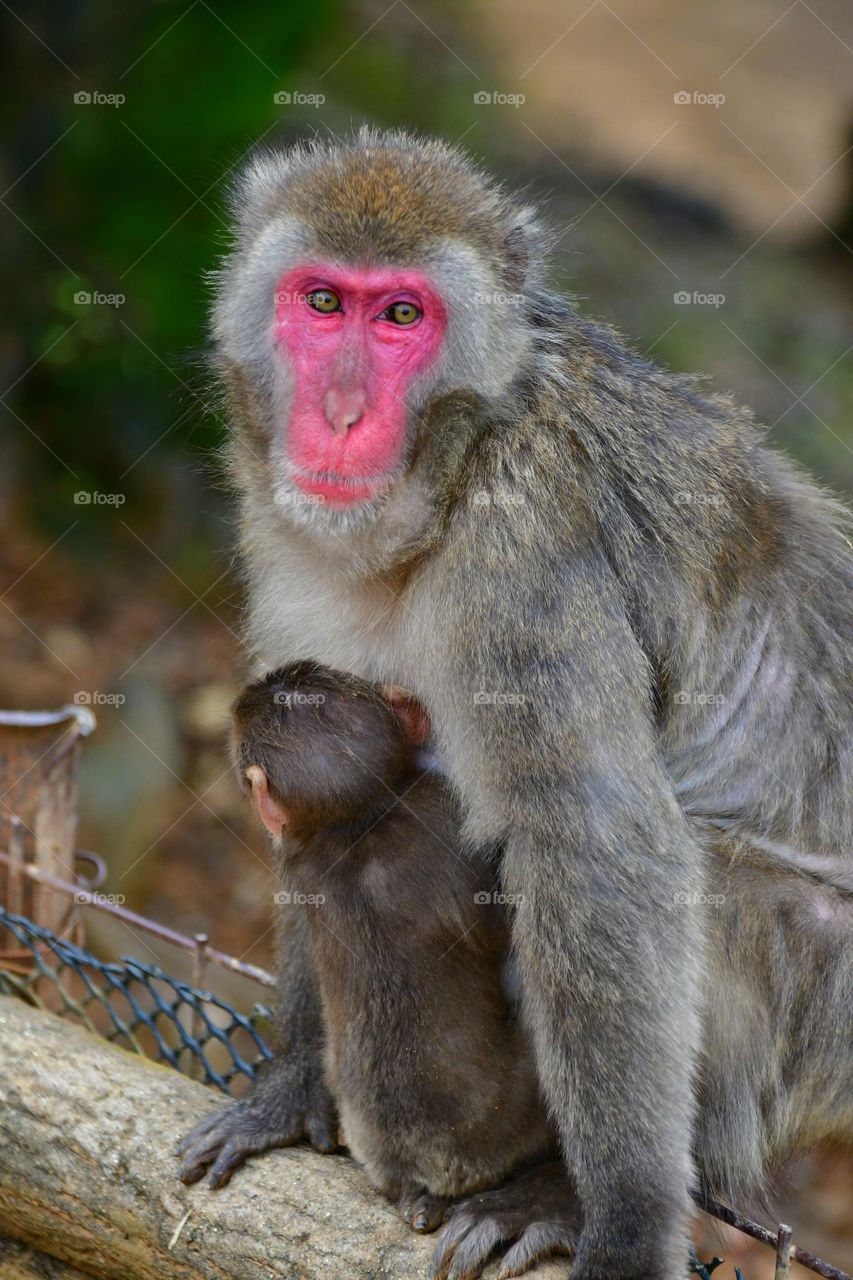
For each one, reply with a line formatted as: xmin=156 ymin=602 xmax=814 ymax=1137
xmin=205 ymin=129 xmax=852 ymax=1280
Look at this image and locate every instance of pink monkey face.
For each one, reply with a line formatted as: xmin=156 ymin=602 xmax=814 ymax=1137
xmin=273 ymin=265 xmax=448 ymax=507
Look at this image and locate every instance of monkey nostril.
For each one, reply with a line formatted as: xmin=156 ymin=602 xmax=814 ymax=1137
xmin=324 ymin=388 xmax=366 ymax=436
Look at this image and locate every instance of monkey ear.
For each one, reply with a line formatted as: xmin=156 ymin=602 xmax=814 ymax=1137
xmin=245 ymin=765 xmax=290 ymax=837
xmin=381 ymin=685 xmax=432 ymax=746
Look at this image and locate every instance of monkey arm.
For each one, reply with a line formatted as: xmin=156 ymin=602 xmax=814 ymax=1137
xmin=177 ymin=902 xmax=338 ymax=1188
xmin=444 ymin=545 xmax=704 ymax=1280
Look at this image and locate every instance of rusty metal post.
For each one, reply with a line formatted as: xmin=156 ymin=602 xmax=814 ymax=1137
xmin=189 ymin=932 xmax=211 ymax=1079
xmin=776 ymin=1224 xmax=794 ymax=1280
xmin=7 ymin=817 xmax=24 ymax=918
xmin=0 ymin=706 xmax=96 ymax=966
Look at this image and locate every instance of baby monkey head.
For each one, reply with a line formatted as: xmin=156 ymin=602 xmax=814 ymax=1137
xmin=232 ymin=661 xmax=426 ymax=840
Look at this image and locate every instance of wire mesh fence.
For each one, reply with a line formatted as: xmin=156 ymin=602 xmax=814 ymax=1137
xmin=0 ymin=906 xmax=273 ymax=1094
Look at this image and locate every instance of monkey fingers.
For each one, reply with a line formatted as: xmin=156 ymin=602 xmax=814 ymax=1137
xmin=176 ymin=1081 xmax=339 ymax=1188
xmin=396 ymin=1187 xmax=449 ymax=1233
xmin=429 ymin=1162 xmax=579 ymax=1280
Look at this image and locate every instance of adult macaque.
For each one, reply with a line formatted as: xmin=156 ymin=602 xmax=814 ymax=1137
xmin=179 ymin=662 xmax=579 ymax=1278
xmin=184 ymin=130 xmax=853 ymax=1280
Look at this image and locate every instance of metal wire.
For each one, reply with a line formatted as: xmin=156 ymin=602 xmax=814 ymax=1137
xmin=0 ymin=906 xmax=273 ymax=1094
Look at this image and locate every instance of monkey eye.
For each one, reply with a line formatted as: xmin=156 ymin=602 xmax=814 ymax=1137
xmin=379 ymin=300 xmax=422 ymax=326
xmin=307 ymin=289 xmax=342 ymax=314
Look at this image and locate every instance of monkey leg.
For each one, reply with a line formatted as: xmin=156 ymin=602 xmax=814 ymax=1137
xmin=429 ymin=1161 xmax=579 ymax=1280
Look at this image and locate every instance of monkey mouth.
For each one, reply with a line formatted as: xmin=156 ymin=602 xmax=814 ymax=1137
xmin=290 ymin=466 xmax=392 ymax=506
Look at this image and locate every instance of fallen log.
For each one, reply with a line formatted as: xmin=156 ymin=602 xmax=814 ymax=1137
xmin=0 ymin=1233 xmax=92 ymax=1279
xmin=0 ymin=997 xmax=566 ymax=1280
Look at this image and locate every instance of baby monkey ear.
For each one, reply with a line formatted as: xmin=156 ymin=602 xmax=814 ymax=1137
xmin=245 ymin=765 xmax=290 ymax=837
xmin=381 ymin=685 xmax=432 ymax=746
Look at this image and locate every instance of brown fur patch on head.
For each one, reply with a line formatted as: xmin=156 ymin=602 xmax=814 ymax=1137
xmin=253 ymin=129 xmax=528 ymax=276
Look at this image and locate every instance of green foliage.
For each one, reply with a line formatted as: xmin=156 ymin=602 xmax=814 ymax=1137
xmin=2 ymin=2 xmax=478 ymax=558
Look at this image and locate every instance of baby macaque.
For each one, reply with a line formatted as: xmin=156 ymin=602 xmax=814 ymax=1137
xmin=227 ymin=663 xmax=576 ymax=1247
xmin=179 ymin=658 xmax=853 ymax=1278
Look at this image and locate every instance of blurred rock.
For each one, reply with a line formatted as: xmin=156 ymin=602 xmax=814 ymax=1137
xmin=472 ymin=0 xmax=853 ymax=239
xmin=181 ymin=680 xmax=236 ymax=740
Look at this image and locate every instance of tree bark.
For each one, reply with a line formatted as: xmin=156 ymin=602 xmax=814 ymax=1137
xmin=0 ymin=1234 xmax=92 ymax=1279
xmin=0 ymin=997 xmax=566 ymax=1280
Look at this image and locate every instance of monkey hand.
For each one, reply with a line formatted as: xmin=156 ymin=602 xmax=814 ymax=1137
xmin=430 ymin=1161 xmax=579 ymax=1280
xmin=175 ymin=1057 xmax=339 ymax=1188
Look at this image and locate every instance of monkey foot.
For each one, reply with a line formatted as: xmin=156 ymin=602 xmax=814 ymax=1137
xmin=430 ymin=1161 xmax=579 ymax=1280
xmin=397 ymin=1187 xmax=449 ymax=1233
xmin=176 ymin=1074 xmax=339 ymax=1188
